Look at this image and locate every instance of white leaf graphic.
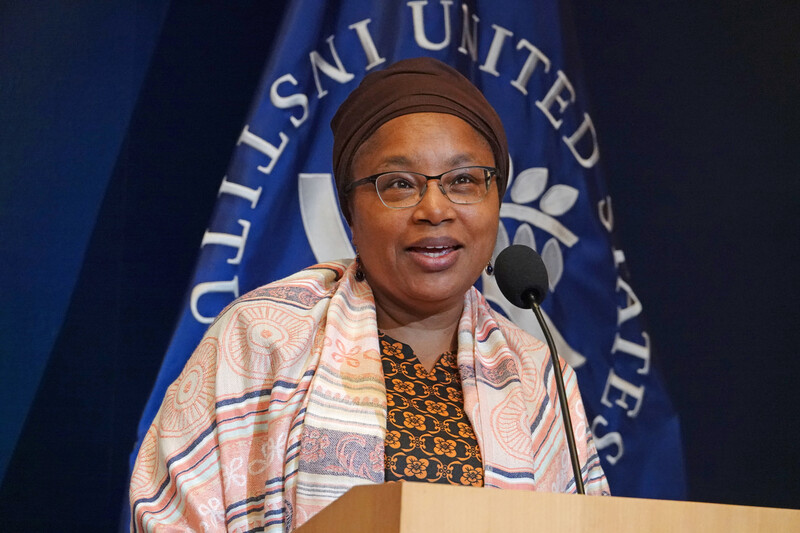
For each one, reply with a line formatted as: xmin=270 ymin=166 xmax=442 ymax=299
xmin=494 ymin=223 xmax=510 ymax=259
xmin=541 ymin=237 xmax=564 ymax=290
xmin=509 ymin=167 xmax=548 ymax=204
xmin=540 ymin=184 xmax=579 ymax=216
xmin=512 ymin=223 xmax=537 ymax=251
xmin=504 ymin=154 xmax=516 ymax=192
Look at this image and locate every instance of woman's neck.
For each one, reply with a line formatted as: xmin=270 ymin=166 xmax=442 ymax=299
xmin=374 ymin=297 xmax=462 ymax=372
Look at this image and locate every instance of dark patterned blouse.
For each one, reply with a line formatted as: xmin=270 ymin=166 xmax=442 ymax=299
xmin=379 ymin=331 xmax=484 ymax=487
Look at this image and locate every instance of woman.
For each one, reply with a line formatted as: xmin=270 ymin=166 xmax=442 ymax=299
xmin=130 ymin=57 xmax=608 ymax=532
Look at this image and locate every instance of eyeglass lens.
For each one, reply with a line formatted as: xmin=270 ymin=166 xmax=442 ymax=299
xmin=375 ymin=167 xmax=489 ymax=207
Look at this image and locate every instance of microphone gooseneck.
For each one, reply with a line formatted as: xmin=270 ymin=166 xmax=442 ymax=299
xmin=494 ymin=245 xmax=586 ymax=495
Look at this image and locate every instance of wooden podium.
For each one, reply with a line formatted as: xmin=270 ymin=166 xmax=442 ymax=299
xmin=296 ymin=482 xmax=799 ymax=532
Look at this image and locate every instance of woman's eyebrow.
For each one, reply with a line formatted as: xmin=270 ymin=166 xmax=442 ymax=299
xmin=379 ymin=155 xmax=413 ymax=168
xmin=445 ymin=153 xmax=477 ymax=168
xmin=375 ymin=153 xmax=478 ymax=171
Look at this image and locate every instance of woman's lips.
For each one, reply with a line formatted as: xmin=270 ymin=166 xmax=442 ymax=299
xmin=407 ymin=245 xmax=457 ymax=257
xmin=406 ymin=244 xmax=462 ymax=270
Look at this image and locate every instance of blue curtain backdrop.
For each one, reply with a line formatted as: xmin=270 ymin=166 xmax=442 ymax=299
xmin=1 ymin=1 xmax=798 ymax=530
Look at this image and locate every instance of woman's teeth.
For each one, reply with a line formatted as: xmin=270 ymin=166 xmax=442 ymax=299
xmin=419 ymin=246 xmax=452 ymax=257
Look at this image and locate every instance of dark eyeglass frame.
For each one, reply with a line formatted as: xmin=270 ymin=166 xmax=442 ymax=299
xmin=343 ymin=165 xmax=499 ymax=209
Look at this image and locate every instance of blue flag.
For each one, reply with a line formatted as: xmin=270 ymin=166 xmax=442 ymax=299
xmin=132 ymin=0 xmax=685 ymax=500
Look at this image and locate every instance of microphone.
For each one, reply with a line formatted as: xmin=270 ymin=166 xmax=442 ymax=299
xmin=494 ymin=245 xmax=586 ymax=495
xmin=494 ymin=244 xmax=550 ymax=307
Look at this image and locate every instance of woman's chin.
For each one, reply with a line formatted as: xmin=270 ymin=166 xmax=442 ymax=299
xmin=390 ymin=277 xmax=472 ymax=311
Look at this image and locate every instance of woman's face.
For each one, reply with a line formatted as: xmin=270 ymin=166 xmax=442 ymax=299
xmin=349 ymin=112 xmax=500 ymax=318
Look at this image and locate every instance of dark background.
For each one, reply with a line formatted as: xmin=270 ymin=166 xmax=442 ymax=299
xmin=1 ymin=1 xmax=798 ymax=530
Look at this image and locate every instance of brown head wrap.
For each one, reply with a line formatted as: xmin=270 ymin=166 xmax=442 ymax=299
xmin=331 ymin=57 xmax=508 ymax=221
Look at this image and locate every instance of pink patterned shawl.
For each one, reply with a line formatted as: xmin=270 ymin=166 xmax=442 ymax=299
xmin=130 ymin=261 xmax=608 ymax=532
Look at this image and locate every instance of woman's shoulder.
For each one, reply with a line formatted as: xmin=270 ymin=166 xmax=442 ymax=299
xmin=247 ymin=260 xmax=351 ymax=299
xmin=492 ymin=311 xmax=547 ymax=352
xmin=471 ymin=289 xmax=550 ymax=362
xmin=212 ymin=259 xmax=355 ymax=325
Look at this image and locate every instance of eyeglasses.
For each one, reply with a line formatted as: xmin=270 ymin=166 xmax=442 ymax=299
xmin=343 ymin=165 xmax=498 ymax=209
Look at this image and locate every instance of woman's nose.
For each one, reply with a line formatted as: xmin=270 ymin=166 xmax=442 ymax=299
xmin=413 ymin=180 xmax=455 ymax=224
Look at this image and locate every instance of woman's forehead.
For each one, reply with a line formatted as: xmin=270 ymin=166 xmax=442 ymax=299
xmin=352 ymin=113 xmax=493 ymax=173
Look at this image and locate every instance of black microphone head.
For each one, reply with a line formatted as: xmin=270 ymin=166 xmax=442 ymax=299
xmin=494 ymin=244 xmax=549 ymax=308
